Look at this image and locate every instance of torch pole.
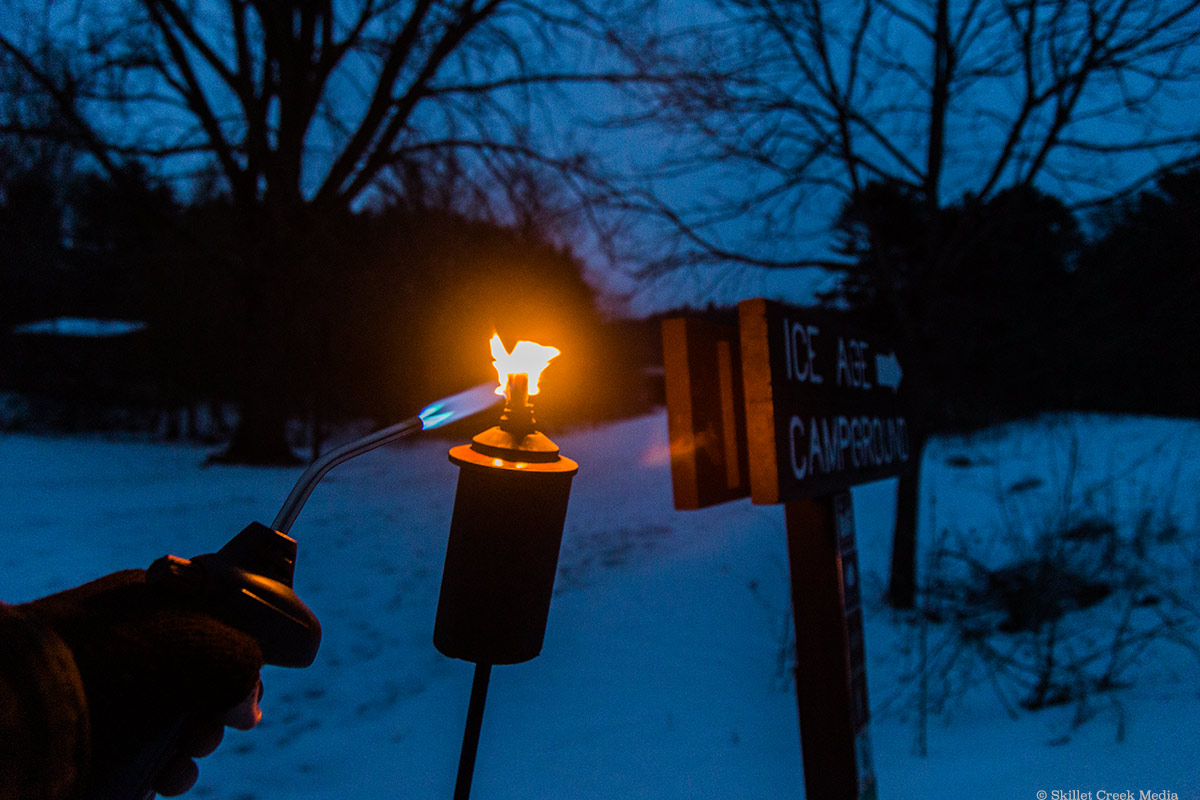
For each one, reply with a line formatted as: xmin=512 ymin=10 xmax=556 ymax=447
xmin=453 ymin=662 xmax=493 ymax=800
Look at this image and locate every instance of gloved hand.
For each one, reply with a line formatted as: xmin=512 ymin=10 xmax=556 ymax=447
xmin=20 ymin=569 xmax=265 ymax=798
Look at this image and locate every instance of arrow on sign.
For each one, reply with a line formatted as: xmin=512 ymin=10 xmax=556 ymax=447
xmin=875 ymin=351 xmax=903 ymax=392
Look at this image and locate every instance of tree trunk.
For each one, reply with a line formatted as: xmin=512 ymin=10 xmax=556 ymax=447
xmin=887 ymin=430 xmax=926 ymax=608
xmin=211 ymin=304 xmax=300 ymax=465
xmin=209 ymin=218 xmax=304 ymax=466
xmin=888 ymin=457 xmax=920 ymax=608
xmin=213 ymin=386 xmax=300 ymax=465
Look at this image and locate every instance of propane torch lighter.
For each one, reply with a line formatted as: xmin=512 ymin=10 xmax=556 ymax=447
xmin=87 ymin=383 xmax=502 ymax=800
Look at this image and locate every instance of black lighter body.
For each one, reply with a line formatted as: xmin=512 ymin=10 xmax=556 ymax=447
xmin=434 ymin=424 xmax=578 ymax=665
xmin=86 ymin=522 xmax=322 ymax=800
xmin=151 ymin=523 xmax=322 ymax=669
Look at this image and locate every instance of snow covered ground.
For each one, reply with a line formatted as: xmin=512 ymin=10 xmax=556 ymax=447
xmin=2 ymin=411 xmax=1198 ymax=799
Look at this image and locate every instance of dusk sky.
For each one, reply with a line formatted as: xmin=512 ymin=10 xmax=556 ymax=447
xmin=7 ymin=0 xmax=1197 ymax=315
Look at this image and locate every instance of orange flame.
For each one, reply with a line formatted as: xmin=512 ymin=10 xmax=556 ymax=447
xmin=490 ymin=334 xmax=560 ymax=397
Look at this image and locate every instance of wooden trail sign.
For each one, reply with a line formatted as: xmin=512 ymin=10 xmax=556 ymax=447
xmin=739 ymin=298 xmax=911 ymax=504
xmin=662 ymin=298 xmax=910 ymax=800
xmin=661 ymin=315 xmax=750 ymax=510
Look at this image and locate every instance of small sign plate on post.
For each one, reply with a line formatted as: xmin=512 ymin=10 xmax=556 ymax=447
xmin=835 ymin=494 xmax=877 ymax=800
xmin=738 ymin=298 xmax=911 ymax=504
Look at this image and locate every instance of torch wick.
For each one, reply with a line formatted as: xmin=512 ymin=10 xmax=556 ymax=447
xmin=506 ymin=373 xmax=529 ymax=410
xmin=499 ymin=373 xmax=536 ymax=436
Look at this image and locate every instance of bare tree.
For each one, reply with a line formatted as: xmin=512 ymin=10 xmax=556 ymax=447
xmin=624 ymin=0 xmax=1200 ymax=275
xmin=0 ymin=0 xmax=642 ymax=462
xmin=615 ymin=0 xmax=1200 ymax=606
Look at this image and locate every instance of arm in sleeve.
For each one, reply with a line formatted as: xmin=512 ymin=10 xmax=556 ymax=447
xmin=0 ymin=601 xmax=90 ymax=800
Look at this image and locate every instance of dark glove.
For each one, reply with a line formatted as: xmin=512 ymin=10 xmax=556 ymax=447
xmin=21 ymin=569 xmax=264 ymax=797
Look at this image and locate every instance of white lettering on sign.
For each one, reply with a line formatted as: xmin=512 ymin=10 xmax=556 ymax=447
xmin=787 ymin=414 xmax=910 ymax=482
xmin=789 ymin=416 xmax=807 ymax=479
xmin=835 ymin=338 xmax=872 ymax=390
xmin=875 ymin=351 xmax=903 ymax=392
xmin=782 ymin=318 xmax=823 ymax=384
xmin=809 ymin=417 xmax=831 ymax=474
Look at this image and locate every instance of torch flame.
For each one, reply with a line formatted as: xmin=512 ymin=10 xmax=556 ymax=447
xmin=490 ymin=334 xmax=560 ymax=398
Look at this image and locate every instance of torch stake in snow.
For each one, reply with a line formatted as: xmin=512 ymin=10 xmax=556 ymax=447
xmin=435 ymin=336 xmax=578 ymax=800
xmin=109 ymin=337 xmax=572 ymax=800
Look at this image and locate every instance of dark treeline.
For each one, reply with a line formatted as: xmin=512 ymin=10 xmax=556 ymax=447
xmin=4 ymin=158 xmax=1198 ymax=443
xmin=645 ymin=167 xmax=1200 ymax=437
xmin=827 ymin=168 xmax=1200 ymax=431
xmin=0 ymin=164 xmax=657 ymax=445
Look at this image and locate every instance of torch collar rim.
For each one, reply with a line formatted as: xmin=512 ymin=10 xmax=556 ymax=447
xmin=469 ymin=425 xmax=562 ymax=463
xmin=449 ymin=443 xmax=578 ymax=474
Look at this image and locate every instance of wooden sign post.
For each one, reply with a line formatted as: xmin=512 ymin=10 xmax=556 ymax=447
xmin=662 ymin=298 xmax=912 ymax=800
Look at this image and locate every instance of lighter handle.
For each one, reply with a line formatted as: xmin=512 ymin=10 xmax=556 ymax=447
xmin=83 ymin=714 xmax=189 ymax=800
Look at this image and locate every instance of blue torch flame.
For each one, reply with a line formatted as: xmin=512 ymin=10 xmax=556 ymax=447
xmin=419 ymin=382 xmax=503 ymax=430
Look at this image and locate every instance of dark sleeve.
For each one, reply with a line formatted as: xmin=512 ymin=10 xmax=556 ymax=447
xmin=0 ymin=602 xmax=90 ymax=800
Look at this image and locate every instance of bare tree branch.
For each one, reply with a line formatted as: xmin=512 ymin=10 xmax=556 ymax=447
xmin=616 ymin=0 xmax=1200 ymax=272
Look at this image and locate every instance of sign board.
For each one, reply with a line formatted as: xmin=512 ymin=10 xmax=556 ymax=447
xmin=738 ymin=298 xmax=911 ymax=504
xmin=661 ymin=316 xmax=750 ymax=510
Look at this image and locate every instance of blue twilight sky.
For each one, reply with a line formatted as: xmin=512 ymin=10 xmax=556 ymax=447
xmin=3 ymin=0 xmax=1199 ymax=317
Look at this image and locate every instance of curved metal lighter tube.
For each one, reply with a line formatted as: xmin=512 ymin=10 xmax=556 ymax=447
xmin=86 ymin=383 xmax=501 ymax=799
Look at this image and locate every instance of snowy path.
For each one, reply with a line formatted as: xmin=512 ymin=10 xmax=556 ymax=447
xmin=2 ymin=412 xmax=1198 ymax=799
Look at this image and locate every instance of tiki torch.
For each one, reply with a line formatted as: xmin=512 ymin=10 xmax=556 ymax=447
xmin=435 ymin=335 xmax=578 ymax=800
xmin=96 ymin=337 xmax=573 ymax=799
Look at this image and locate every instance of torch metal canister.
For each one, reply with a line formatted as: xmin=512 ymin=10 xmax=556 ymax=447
xmin=434 ymin=372 xmax=578 ymax=665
